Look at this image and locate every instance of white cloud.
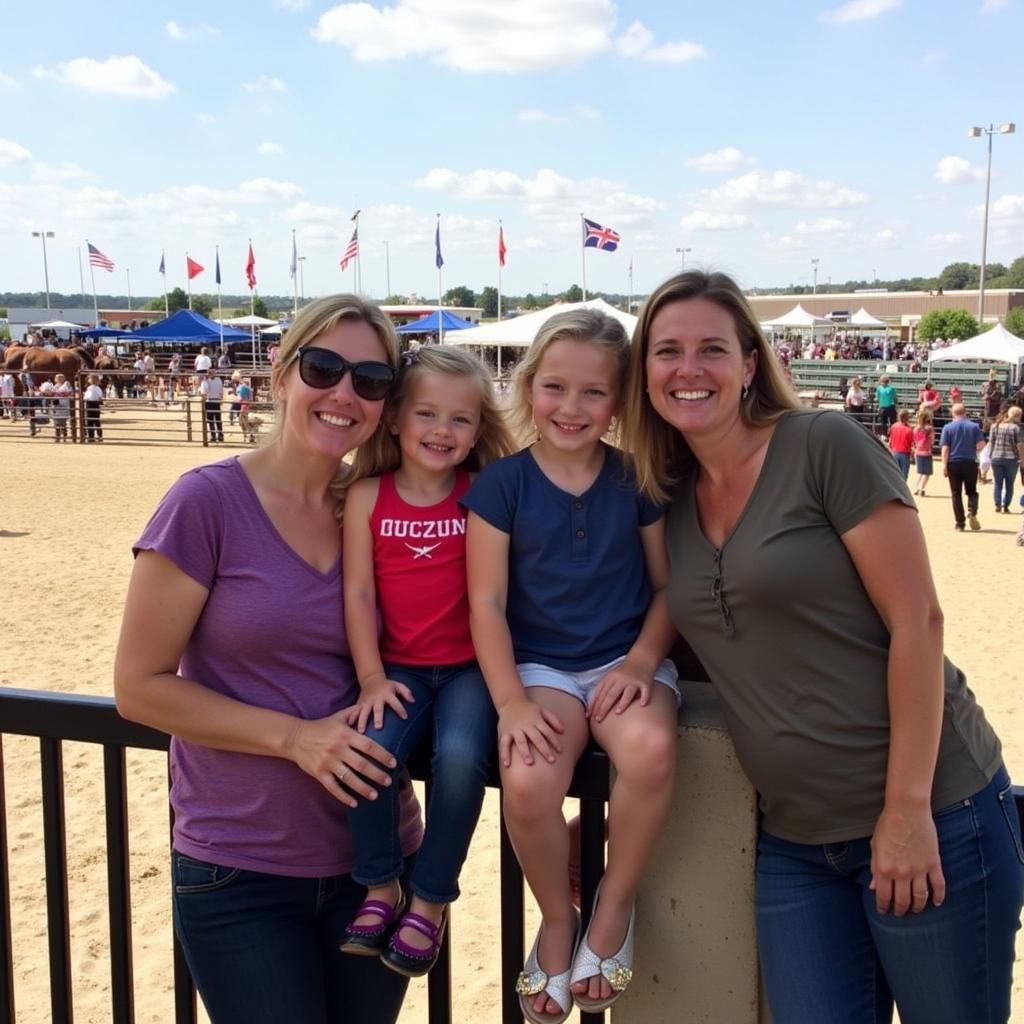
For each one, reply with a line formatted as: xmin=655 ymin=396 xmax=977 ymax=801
xmin=32 ymin=161 xmax=91 ymax=183
xmin=795 ymin=217 xmax=852 ymax=233
xmin=694 ymin=169 xmax=870 ymax=210
xmin=314 ymin=1 xmax=703 ymax=73
xmin=32 ymin=55 xmax=175 ymax=99
xmin=258 ymin=141 xmax=284 ymax=155
xmin=238 ymin=177 xmax=303 ymax=202
xmin=873 ymin=228 xmax=897 ymax=244
xmin=681 ymin=211 xmax=752 ymax=231
xmin=822 ymin=0 xmax=900 ymax=23
xmin=64 ymin=186 xmax=137 ymax=223
xmin=242 ymin=75 xmax=287 ymax=93
xmin=518 ymin=109 xmax=560 ymax=123
xmin=990 ymin=194 xmax=1024 ymax=222
xmin=685 ymin=147 xmax=752 ymax=173
xmin=576 ymin=105 xmax=601 ymax=121
xmin=518 ymin=106 xmax=601 ymax=124
xmin=935 ymin=156 xmax=983 ymax=185
xmin=931 ymin=232 xmax=963 ymax=245
xmin=165 ymin=20 xmax=220 ymax=40
xmin=982 ymin=0 xmax=1008 ymax=11
xmin=0 ymin=137 xmax=32 ymax=166
xmin=275 ymin=0 xmax=310 ymax=9
xmin=0 ymin=72 xmax=15 ymax=87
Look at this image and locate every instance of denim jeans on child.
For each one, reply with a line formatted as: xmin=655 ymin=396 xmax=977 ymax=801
xmin=172 ymin=851 xmax=414 ymax=1024
xmin=755 ymin=765 xmax=1024 ymax=1024
xmin=348 ymin=660 xmax=496 ymax=904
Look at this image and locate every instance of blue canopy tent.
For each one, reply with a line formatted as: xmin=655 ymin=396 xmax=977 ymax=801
xmin=395 ymin=310 xmax=476 ymax=335
xmin=75 ymin=326 xmax=130 ymax=339
xmin=124 ymin=309 xmax=252 ymax=345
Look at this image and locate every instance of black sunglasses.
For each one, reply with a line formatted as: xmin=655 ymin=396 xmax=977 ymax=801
xmin=296 ymin=346 xmax=395 ymax=401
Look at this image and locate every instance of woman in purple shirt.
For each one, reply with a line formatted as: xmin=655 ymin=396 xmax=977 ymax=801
xmin=115 ymin=295 xmax=422 ymax=1024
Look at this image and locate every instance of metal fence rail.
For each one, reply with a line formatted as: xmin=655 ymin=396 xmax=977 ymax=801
xmin=0 ymin=687 xmax=610 ymax=1024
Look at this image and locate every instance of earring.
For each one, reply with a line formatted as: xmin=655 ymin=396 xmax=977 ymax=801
xmin=742 ymin=382 xmax=750 ymax=400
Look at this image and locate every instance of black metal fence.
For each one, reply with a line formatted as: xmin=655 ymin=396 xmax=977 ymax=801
xmin=0 ymin=688 xmax=610 ymax=1024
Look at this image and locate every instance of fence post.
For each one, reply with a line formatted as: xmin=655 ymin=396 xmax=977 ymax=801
xmin=185 ymin=399 xmax=193 ymax=443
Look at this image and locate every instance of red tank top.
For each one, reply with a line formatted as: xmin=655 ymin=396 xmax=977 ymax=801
xmin=370 ymin=470 xmax=475 ymax=666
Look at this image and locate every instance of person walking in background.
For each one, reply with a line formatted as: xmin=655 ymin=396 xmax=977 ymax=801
xmin=201 ymin=372 xmax=225 ymax=443
xmin=912 ymin=407 xmax=935 ymax=496
xmin=875 ymin=374 xmax=897 ymax=437
xmin=887 ymin=408 xmax=914 ymax=480
xmin=940 ymin=402 xmax=985 ymax=531
xmin=988 ymin=405 xmax=1023 ymax=514
xmin=83 ymin=374 xmax=104 ymax=442
xmin=844 ymin=375 xmax=867 ymax=425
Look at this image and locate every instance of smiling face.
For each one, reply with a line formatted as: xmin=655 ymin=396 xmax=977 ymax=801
xmin=528 ymin=338 xmax=621 ymax=455
xmin=277 ymin=319 xmax=390 ymax=462
xmin=390 ymin=370 xmax=482 ymax=475
xmin=644 ymin=297 xmax=757 ymax=442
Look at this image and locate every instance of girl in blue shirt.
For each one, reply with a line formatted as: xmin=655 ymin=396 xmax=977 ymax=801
xmin=463 ymin=309 xmax=679 ymax=1023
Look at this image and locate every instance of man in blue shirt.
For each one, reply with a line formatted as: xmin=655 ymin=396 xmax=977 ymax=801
xmin=940 ymin=402 xmax=986 ymax=531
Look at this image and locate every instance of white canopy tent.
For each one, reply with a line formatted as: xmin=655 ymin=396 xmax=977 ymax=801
xmin=849 ymin=308 xmax=888 ymax=329
xmin=928 ymin=323 xmax=1024 ymax=383
xmin=759 ymin=304 xmax=832 ymax=331
xmin=448 ymin=298 xmax=637 ymax=376
xmin=219 ymin=315 xmax=280 ymax=328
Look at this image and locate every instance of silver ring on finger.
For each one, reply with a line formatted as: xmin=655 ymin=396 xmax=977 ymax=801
xmin=337 ymin=766 xmax=350 ymax=784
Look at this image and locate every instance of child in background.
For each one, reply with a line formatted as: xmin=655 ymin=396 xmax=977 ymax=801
xmin=913 ymin=407 xmax=935 ymax=496
xmin=341 ymin=347 xmax=515 ymax=977
xmin=52 ymin=373 xmax=72 ymax=442
xmin=83 ymin=375 xmax=104 ymax=442
xmin=464 ymin=310 xmax=680 ymax=1022
xmin=887 ymin=408 xmax=914 ymax=480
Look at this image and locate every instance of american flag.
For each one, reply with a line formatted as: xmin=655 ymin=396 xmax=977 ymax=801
xmin=498 ymin=224 xmax=507 ymax=268
xmin=582 ymin=218 xmax=620 ymax=252
xmin=88 ymin=242 xmax=115 ymax=272
xmin=340 ymin=228 xmax=359 ymax=271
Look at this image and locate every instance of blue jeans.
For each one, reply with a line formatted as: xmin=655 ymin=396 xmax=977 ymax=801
xmin=755 ymin=766 xmax=1024 ymax=1024
xmin=348 ymin=661 xmax=495 ymax=903
xmin=172 ymin=851 xmax=413 ymax=1024
xmin=892 ymin=451 xmax=910 ymax=479
xmin=992 ymin=458 xmax=1018 ymax=510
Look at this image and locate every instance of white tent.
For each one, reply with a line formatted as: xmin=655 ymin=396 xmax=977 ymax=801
xmin=29 ymin=319 xmax=89 ymax=329
xmin=219 ymin=315 xmax=280 ymax=328
xmin=449 ymin=298 xmax=637 ymax=347
xmin=849 ymin=308 xmax=887 ymax=329
xmin=928 ymin=323 xmax=1024 ymax=382
xmin=759 ymin=304 xmax=831 ymax=330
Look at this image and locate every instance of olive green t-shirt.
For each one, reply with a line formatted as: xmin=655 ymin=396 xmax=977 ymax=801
xmin=665 ymin=409 xmax=1001 ymax=844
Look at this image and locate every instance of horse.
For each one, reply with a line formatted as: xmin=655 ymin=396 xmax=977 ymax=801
xmin=93 ymin=353 xmax=129 ymax=398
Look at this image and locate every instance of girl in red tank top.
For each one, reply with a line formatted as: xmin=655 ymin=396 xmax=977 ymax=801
xmin=340 ymin=346 xmax=515 ymax=977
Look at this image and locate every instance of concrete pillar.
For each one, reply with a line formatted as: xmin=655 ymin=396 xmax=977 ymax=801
xmin=614 ymin=681 xmax=768 ymax=1023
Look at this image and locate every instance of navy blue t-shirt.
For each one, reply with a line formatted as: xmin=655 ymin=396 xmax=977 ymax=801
xmin=461 ymin=444 xmax=663 ymax=671
xmin=939 ymin=417 xmax=985 ymax=462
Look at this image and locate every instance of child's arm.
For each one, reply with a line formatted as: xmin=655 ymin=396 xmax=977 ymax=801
xmin=466 ymin=511 xmax=564 ymax=768
xmin=342 ymin=478 xmax=414 ymax=732
xmin=589 ymin=517 xmax=679 ymax=723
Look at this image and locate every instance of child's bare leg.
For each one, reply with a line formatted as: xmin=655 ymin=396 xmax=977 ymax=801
xmin=578 ymin=685 xmax=677 ymax=1003
xmin=501 ymin=687 xmax=589 ymax=1019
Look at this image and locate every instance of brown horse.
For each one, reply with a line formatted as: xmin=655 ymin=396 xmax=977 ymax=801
xmin=2 ymin=346 xmax=97 ymax=393
xmin=94 ymin=353 xmax=129 ymax=397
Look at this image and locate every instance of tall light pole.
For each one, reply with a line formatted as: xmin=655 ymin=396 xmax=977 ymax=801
xmin=675 ymin=246 xmax=692 ymax=271
xmin=32 ymin=231 xmax=55 ymax=309
xmin=811 ymin=258 xmax=820 ymax=297
xmin=297 ymin=255 xmax=306 ymax=303
xmin=382 ymin=241 xmax=391 ymax=298
xmin=968 ymin=122 xmax=1015 ymax=325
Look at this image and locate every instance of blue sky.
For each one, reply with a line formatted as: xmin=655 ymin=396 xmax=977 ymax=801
xmin=1 ymin=0 xmax=1022 ymax=303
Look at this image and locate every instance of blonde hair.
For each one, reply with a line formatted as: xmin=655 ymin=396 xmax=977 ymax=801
xmin=508 ymin=308 xmax=630 ymax=444
xmin=1007 ymin=405 xmax=1022 ymax=424
xmin=267 ymin=294 xmax=400 ymax=521
xmin=620 ymin=270 xmax=800 ymax=504
xmin=350 ymin=345 xmax=515 ymax=480
xmin=916 ymin=407 xmax=934 ymax=429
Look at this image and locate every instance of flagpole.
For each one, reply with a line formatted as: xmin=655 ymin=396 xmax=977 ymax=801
xmin=497 ymin=219 xmax=503 ymax=322
xmin=628 ymin=257 xmax=633 ymax=317
xmin=161 ymin=249 xmax=169 ymax=316
xmin=354 ymin=212 xmax=361 ymax=296
xmin=580 ymin=213 xmax=588 ymax=302
xmin=248 ymin=237 xmax=256 ymax=368
xmin=436 ymin=214 xmax=444 ymax=346
xmin=216 ymin=245 xmax=223 ymax=353
xmin=186 ymin=251 xmax=192 ymax=310
xmin=291 ymin=228 xmax=298 ymax=315
xmin=87 ymin=241 xmax=99 ymax=326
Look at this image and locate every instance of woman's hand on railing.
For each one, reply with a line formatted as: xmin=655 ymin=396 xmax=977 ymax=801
xmin=284 ymin=711 xmax=398 ymax=808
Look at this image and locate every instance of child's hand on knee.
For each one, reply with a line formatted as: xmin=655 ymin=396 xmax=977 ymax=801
xmin=588 ymin=663 xmax=651 ymax=723
xmin=497 ymin=696 xmax=564 ymax=767
xmin=352 ymin=674 xmax=416 ymax=732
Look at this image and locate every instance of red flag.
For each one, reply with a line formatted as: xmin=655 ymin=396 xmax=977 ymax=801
xmin=498 ymin=225 xmax=507 ymax=268
xmin=245 ymin=244 xmax=256 ymax=290
xmin=187 ymin=256 xmax=204 ymax=280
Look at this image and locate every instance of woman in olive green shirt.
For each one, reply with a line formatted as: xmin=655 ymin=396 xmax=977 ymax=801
xmin=621 ymin=270 xmax=1023 ymax=1024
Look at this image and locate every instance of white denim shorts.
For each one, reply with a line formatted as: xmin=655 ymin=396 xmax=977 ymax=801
xmin=517 ymin=654 xmax=681 ymax=708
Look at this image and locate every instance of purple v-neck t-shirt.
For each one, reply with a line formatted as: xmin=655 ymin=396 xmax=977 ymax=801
xmin=134 ymin=457 xmax=422 ymax=877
